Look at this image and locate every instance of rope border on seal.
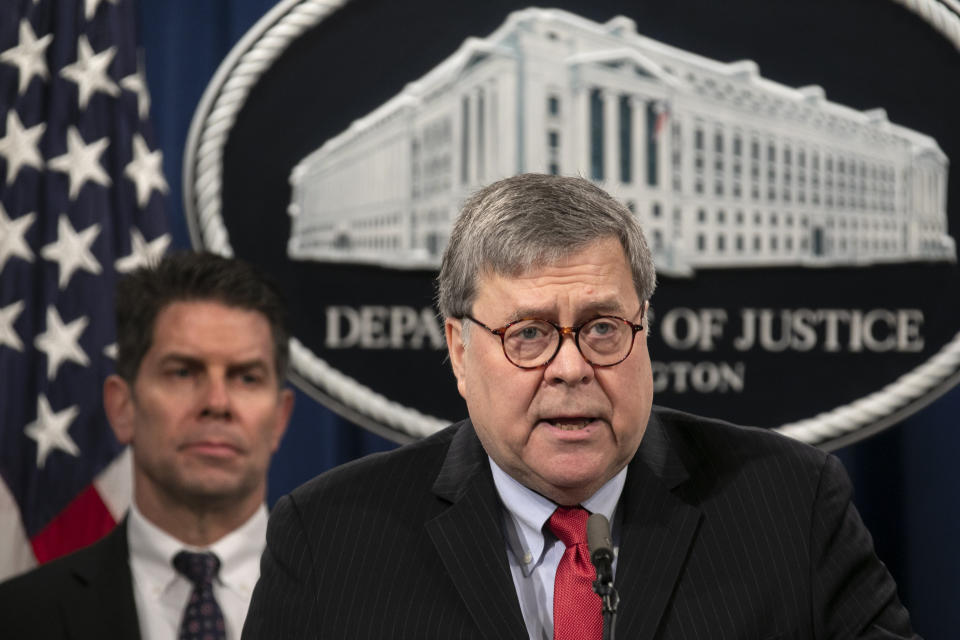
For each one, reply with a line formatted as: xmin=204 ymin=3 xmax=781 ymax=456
xmin=890 ymin=0 xmax=960 ymax=49
xmin=182 ymin=0 xmax=960 ymax=446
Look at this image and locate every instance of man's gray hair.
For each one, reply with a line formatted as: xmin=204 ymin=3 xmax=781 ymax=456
xmin=437 ymin=173 xmax=656 ymax=320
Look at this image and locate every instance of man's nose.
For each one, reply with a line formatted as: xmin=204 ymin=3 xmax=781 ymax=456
xmin=200 ymin=375 xmax=232 ymax=419
xmin=544 ymin=334 xmax=594 ymax=384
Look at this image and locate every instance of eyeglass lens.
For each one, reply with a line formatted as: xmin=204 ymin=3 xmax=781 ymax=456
xmin=502 ymin=317 xmax=634 ymax=367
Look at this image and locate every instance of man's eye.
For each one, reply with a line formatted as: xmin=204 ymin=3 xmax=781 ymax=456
xmin=167 ymin=367 xmax=192 ymax=378
xmin=586 ymin=320 xmax=617 ymax=337
xmin=237 ymin=371 xmax=265 ymax=385
xmin=518 ymin=326 xmax=545 ymax=340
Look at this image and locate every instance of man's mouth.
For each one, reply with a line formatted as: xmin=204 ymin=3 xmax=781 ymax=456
xmin=180 ymin=439 xmax=243 ymax=456
xmin=544 ymin=418 xmax=594 ymax=431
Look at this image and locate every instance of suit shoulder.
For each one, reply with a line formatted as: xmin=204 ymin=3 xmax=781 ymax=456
xmin=652 ymin=405 xmax=829 ymax=474
xmin=0 ymin=536 xmax=102 ymax=591
xmin=267 ymin=422 xmax=466 ymax=548
xmin=0 ymin=533 xmax=115 ymax=619
xmin=649 ymin=406 xmax=846 ymax=532
xmin=285 ymin=421 xmax=462 ymax=506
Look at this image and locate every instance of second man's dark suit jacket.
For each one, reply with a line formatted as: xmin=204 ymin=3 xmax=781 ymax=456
xmin=0 ymin=520 xmax=141 ymax=639
xmin=243 ymin=406 xmax=918 ymax=639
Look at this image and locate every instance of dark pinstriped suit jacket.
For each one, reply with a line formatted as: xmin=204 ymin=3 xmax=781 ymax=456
xmin=0 ymin=521 xmax=141 ymax=639
xmin=242 ymin=406 xmax=917 ymax=639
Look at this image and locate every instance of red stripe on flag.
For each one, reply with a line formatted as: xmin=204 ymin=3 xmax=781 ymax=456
xmin=30 ymin=486 xmax=118 ymax=564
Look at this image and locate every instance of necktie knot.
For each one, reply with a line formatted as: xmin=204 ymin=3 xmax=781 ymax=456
xmin=173 ymin=551 xmax=220 ymax=586
xmin=548 ymin=506 xmax=589 ymax=548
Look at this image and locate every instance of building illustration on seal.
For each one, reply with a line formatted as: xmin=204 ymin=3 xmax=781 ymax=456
xmin=286 ymin=7 xmax=954 ymax=275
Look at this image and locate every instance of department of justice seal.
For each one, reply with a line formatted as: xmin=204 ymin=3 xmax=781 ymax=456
xmin=184 ymin=0 xmax=960 ymax=449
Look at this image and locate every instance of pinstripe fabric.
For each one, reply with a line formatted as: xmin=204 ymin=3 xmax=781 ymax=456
xmin=242 ymin=407 xmax=918 ymax=640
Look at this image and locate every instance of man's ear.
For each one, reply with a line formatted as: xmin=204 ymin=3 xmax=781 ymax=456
xmin=270 ymin=388 xmax=295 ymax=453
xmin=445 ymin=318 xmax=468 ymax=398
xmin=103 ymin=374 xmax=135 ymax=445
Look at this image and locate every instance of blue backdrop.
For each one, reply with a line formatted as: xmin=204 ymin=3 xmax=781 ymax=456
xmin=138 ymin=1 xmax=960 ymax=636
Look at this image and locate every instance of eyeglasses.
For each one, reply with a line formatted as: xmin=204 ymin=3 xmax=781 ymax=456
xmin=464 ymin=310 xmax=645 ymax=369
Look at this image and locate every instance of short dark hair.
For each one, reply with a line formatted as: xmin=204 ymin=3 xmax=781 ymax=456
xmin=114 ymin=252 xmax=289 ymax=385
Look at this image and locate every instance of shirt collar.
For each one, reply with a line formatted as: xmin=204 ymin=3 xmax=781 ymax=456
xmin=208 ymin=505 xmax=268 ymax=591
xmin=127 ymin=501 xmax=268 ymax=595
xmin=489 ymin=458 xmax=627 ymax=577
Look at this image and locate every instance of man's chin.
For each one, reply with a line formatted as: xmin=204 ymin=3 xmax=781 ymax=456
xmin=539 ymin=451 xmax=614 ymax=481
xmin=171 ymin=475 xmax=259 ymax=510
xmin=527 ymin=466 xmax=615 ymax=504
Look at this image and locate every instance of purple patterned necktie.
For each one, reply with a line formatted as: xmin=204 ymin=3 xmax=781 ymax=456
xmin=173 ymin=551 xmax=227 ymax=640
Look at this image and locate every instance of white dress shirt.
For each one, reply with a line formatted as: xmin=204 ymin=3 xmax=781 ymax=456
xmin=490 ymin=458 xmax=625 ymax=640
xmin=127 ymin=502 xmax=267 ymax=640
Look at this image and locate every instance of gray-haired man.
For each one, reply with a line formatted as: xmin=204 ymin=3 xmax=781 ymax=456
xmin=244 ymin=174 xmax=916 ymax=639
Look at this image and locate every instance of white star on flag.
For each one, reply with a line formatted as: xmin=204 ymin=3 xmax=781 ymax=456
xmin=115 ymin=227 xmax=171 ymax=273
xmin=34 ymin=306 xmax=90 ymax=380
xmin=0 ymin=300 xmax=25 ymax=352
xmin=24 ymin=395 xmax=81 ymax=469
xmin=0 ymin=204 xmax=35 ymax=274
xmin=40 ymin=214 xmax=102 ymax=289
xmin=0 ymin=20 xmax=53 ymax=95
xmin=47 ymin=127 xmax=111 ymax=200
xmin=59 ymin=35 xmax=119 ymax=110
xmin=0 ymin=110 xmax=46 ymax=185
xmin=124 ymin=134 xmax=168 ymax=208
xmin=120 ymin=68 xmax=151 ymax=120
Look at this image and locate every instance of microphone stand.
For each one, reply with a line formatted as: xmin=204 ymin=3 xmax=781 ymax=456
xmin=587 ymin=514 xmax=619 ymax=640
xmin=592 ymin=560 xmax=619 ymax=640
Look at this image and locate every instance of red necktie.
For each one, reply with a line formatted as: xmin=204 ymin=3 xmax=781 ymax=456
xmin=549 ymin=506 xmax=602 ymax=640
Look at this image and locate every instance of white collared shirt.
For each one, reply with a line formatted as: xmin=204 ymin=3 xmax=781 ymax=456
xmin=490 ymin=458 xmax=625 ymax=640
xmin=127 ymin=502 xmax=267 ymax=640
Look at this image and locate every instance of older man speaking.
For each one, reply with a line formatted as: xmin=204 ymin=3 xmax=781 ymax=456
xmin=243 ymin=174 xmax=916 ymax=639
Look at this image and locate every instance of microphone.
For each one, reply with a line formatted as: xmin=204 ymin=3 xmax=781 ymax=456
xmin=587 ymin=514 xmax=619 ymax=640
xmin=587 ymin=513 xmax=614 ymax=578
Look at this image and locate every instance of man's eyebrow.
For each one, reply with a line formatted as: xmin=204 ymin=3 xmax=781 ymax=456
xmin=228 ymin=359 xmax=270 ymax=373
xmin=157 ymin=353 xmax=202 ymax=367
xmin=509 ymin=300 xmax=627 ymax=322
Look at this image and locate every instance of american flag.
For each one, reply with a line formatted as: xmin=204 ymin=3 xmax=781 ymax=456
xmin=0 ymin=0 xmax=170 ymax=581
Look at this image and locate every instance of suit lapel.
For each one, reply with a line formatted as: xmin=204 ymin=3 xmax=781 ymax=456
xmin=614 ymin=411 xmax=703 ymax=640
xmin=61 ymin=520 xmax=142 ymax=640
xmin=426 ymin=422 xmax=528 ymax=640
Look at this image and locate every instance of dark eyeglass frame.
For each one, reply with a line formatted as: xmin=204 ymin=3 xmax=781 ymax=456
xmin=463 ymin=307 xmax=646 ymax=369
